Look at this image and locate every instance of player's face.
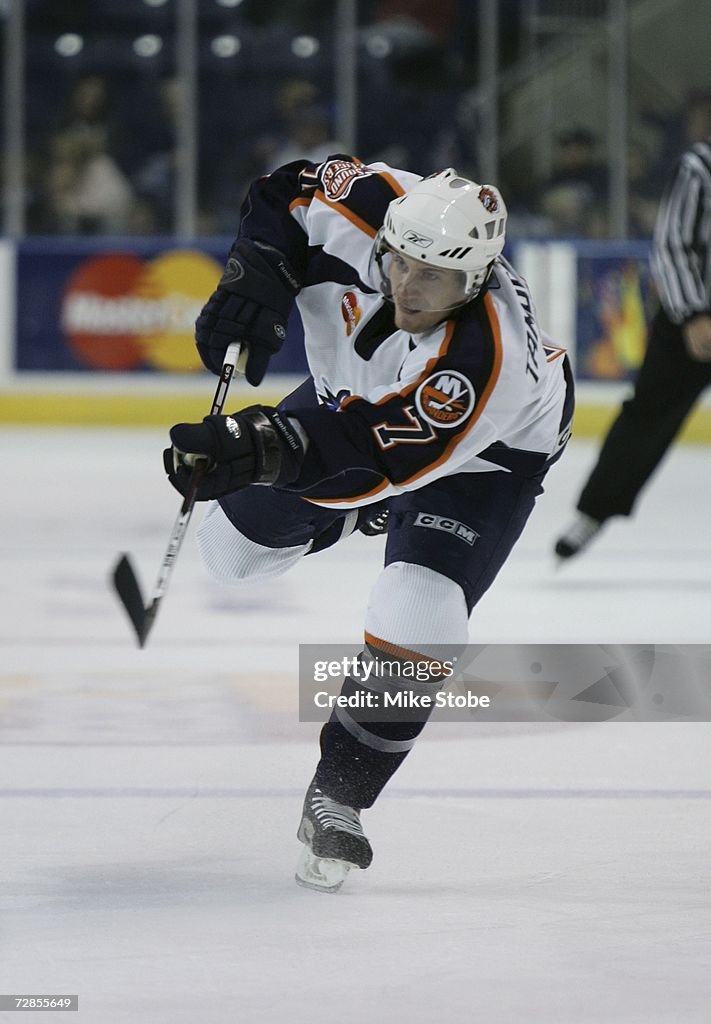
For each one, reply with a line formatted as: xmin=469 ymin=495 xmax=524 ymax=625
xmin=388 ymin=253 xmax=468 ymax=333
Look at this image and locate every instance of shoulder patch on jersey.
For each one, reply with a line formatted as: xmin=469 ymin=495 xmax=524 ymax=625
xmin=415 ymin=370 xmax=476 ymax=428
xmin=320 ymin=159 xmax=374 ymax=202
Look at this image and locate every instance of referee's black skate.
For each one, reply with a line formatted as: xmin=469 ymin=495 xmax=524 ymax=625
xmin=554 ymin=512 xmax=603 ymax=560
xmin=295 ymin=782 xmax=373 ymax=893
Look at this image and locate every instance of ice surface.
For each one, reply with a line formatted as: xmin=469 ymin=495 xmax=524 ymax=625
xmin=1 ymin=428 xmax=710 ymax=1022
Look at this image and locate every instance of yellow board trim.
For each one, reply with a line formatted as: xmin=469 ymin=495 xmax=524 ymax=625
xmin=0 ymin=392 xmax=284 ymax=427
xmin=572 ymin=404 xmax=711 ymax=444
xmin=1 ymin=394 xmax=711 ymax=443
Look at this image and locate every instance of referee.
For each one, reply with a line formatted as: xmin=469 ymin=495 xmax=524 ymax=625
xmin=555 ymin=133 xmax=711 ymax=559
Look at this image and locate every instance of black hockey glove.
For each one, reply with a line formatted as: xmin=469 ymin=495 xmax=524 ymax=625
xmin=163 ymin=405 xmax=305 ymax=500
xmin=195 ymin=239 xmax=300 ymax=386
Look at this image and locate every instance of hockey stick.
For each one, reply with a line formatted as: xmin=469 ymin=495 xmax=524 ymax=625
xmin=111 ymin=341 xmax=243 ymax=647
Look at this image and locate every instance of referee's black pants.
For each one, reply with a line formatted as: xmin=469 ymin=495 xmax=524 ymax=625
xmin=578 ymin=307 xmax=711 ymax=521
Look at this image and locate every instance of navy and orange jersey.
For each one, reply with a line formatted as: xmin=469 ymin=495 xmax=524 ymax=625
xmin=237 ymin=155 xmax=574 ymax=508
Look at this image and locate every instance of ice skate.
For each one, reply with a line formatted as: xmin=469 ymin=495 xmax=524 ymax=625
xmin=554 ymin=512 xmax=603 ymax=561
xmin=295 ymin=783 xmax=373 ymax=893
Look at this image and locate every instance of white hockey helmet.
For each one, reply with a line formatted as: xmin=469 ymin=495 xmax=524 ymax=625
xmin=374 ymin=168 xmax=507 ymax=304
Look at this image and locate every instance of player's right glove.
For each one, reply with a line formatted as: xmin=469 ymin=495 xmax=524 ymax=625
xmin=164 ymin=405 xmax=306 ymax=500
xmin=195 ymin=238 xmax=300 ymax=386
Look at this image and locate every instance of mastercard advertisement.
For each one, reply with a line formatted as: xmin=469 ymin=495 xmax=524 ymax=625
xmin=15 ymin=241 xmax=307 ymax=374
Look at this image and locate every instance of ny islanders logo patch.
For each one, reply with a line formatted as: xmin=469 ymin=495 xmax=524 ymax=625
xmin=415 ymin=370 xmax=476 ymax=428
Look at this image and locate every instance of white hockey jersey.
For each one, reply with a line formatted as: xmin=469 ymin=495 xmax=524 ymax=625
xmin=237 ymin=155 xmax=574 ymax=508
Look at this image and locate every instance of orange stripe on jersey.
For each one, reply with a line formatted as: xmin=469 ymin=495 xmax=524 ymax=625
xmin=470 ymin=292 xmax=503 ymax=417
xmin=297 ymin=303 xmax=501 ymax=503
xmin=342 ymin=323 xmax=458 ymax=411
xmin=340 ymin=321 xmax=458 ymax=411
xmin=399 ymin=320 xmax=458 ymax=400
xmin=292 ymin=166 xmax=404 ymax=238
xmin=314 ymin=188 xmax=378 ymax=238
xmin=303 ymin=478 xmax=391 ymax=506
xmin=288 ymin=197 xmax=312 ymax=212
xmin=377 ymin=171 xmax=406 ymax=198
xmin=399 ymin=292 xmax=503 ymax=486
xmin=309 ymin=305 xmax=501 ymax=500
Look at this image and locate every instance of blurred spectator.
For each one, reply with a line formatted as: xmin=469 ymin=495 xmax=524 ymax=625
xmin=363 ymin=0 xmax=458 ymax=94
xmin=132 ymin=77 xmax=181 ymax=233
xmin=44 ymin=131 xmax=135 ymax=234
xmin=366 ymin=0 xmax=456 ymax=49
xmin=54 ymin=74 xmax=127 ymax=169
xmin=627 ymin=92 xmax=711 ymax=240
xmin=30 ymin=73 xmax=140 ymax=233
xmin=266 ymin=79 xmax=343 ymax=171
xmin=684 ymin=91 xmax=711 ymax=145
xmin=657 ymin=90 xmax=711 ymax=165
xmin=626 ymin=139 xmax=662 ymax=238
xmin=209 ymin=79 xmax=343 ymax=233
xmin=537 ymin=127 xmax=609 ymax=237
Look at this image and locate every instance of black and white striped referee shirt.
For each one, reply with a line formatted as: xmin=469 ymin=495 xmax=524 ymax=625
xmin=652 ymin=138 xmax=711 ymax=325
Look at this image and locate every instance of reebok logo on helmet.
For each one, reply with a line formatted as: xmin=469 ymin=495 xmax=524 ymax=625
xmin=402 ymin=229 xmax=433 ymax=248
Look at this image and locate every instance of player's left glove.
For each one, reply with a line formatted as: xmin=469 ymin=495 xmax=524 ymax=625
xmin=195 ymin=239 xmax=299 ymax=386
xmin=163 ymin=405 xmax=305 ymax=500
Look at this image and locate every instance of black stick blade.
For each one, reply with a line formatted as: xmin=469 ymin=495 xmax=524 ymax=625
xmin=112 ymin=554 xmax=149 ymax=647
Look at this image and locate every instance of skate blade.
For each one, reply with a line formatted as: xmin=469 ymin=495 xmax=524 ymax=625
xmin=294 ymin=846 xmax=353 ymax=894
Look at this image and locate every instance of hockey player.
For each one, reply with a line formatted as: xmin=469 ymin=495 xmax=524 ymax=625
xmin=164 ymin=156 xmax=574 ymax=891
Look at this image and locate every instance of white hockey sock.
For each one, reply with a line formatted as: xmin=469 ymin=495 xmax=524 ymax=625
xmin=196 ymin=501 xmax=311 ymax=583
xmin=365 ymin=561 xmax=469 ymax=649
